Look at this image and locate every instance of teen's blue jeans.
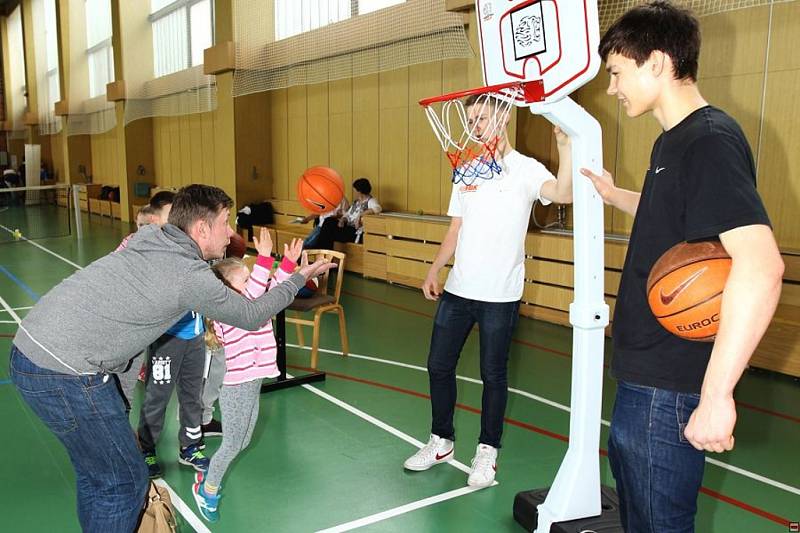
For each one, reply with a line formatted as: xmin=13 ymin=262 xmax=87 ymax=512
xmin=9 ymin=345 xmax=149 ymax=532
xmin=427 ymin=291 xmax=520 ymax=448
xmin=608 ymin=380 xmax=706 ymax=533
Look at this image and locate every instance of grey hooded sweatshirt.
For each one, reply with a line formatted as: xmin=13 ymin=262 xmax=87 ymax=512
xmin=13 ymin=223 xmax=304 ymax=375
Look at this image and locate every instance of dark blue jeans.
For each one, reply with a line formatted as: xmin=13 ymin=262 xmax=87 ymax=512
xmin=9 ymin=345 xmax=149 ymax=532
xmin=428 ymin=291 xmax=520 ymax=448
xmin=608 ymin=380 xmax=706 ymax=533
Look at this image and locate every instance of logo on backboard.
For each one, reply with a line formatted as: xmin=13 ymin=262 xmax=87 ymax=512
xmin=482 ymin=2 xmax=494 ymax=21
xmin=460 ymin=184 xmax=479 ymax=193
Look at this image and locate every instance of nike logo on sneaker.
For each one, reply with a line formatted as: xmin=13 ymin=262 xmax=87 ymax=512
xmin=435 ymin=449 xmax=454 ymax=461
xmin=659 ymin=268 xmax=706 ymax=306
xmin=655 ymin=166 xmax=666 ymax=174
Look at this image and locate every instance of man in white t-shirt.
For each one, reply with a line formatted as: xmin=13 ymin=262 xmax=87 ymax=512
xmin=403 ymin=94 xmax=573 ymax=488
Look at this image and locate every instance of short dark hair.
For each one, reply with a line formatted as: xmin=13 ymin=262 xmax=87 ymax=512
xmin=168 ymin=184 xmax=233 ymax=233
xmin=149 ymin=190 xmax=176 ymax=210
xmin=353 ymin=178 xmax=372 ymax=195
xmin=599 ymin=1 xmax=700 ymax=82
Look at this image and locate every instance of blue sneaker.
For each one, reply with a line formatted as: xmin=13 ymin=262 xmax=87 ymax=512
xmin=179 ymin=443 xmax=210 ymax=472
xmin=192 ymin=471 xmax=220 ymax=523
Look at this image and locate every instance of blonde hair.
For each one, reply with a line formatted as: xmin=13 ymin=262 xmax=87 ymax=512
xmin=206 ymin=257 xmax=250 ymax=349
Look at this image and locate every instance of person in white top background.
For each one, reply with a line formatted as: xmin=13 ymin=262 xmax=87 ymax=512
xmin=404 ymin=93 xmax=574 ymax=488
xmin=313 ymin=177 xmax=382 ymax=249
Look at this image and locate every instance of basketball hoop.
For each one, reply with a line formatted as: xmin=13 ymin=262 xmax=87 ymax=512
xmin=419 ymin=80 xmax=544 ymax=185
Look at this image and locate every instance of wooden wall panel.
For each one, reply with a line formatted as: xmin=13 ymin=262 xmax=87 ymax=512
xmin=408 ymin=62 xmax=443 ymax=215
xmin=235 ymin=91 xmax=271 ymax=206
xmin=287 ymin=85 xmax=309 ymax=186
xmin=758 ymin=69 xmax=800 ymax=251
xmin=379 ymin=68 xmax=409 ymax=212
xmin=352 ymin=74 xmax=380 ymax=188
xmin=152 ymin=112 xmax=216 ymax=189
xmin=329 ymin=78 xmax=354 ymax=193
xmin=269 ymin=89 xmax=289 ymax=199
xmin=697 ymin=7 xmax=770 ymax=79
xmin=306 ymin=82 xmax=330 ymax=168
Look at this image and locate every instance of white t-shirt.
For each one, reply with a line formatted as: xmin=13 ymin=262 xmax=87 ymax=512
xmin=444 ymin=150 xmax=556 ymax=302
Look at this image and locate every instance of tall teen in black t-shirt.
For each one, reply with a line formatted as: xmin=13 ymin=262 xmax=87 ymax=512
xmin=580 ymin=2 xmax=784 ymax=531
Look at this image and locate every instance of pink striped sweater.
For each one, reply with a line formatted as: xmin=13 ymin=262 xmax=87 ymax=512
xmin=213 ymin=255 xmax=296 ymax=385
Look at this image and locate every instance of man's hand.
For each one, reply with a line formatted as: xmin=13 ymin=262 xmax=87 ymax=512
xmin=297 ymin=251 xmax=337 ymax=280
xmin=684 ymin=395 xmax=737 ymax=453
xmin=252 ymin=227 xmax=273 ymax=257
xmin=422 ymin=269 xmax=442 ymax=301
xmin=283 ymin=238 xmax=303 ymax=264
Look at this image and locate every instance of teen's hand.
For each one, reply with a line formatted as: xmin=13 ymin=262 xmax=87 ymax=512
xmin=252 ymin=227 xmax=273 ymax=257
xmin=580 ymin=168 xmax=617 ymax=205
xmin=422 ymin=269 xmax=442 ymax=301
xmin=283 ymin=238 xmax=303 ymax=264
xmin=684 ymin=395 xmax=736 ymax=453
xmin=554 ymin=125 xmax=571 ymax=148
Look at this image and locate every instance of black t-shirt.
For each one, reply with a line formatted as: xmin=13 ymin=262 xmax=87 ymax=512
xmin=612 ymin=106 xmax=771 ymax=394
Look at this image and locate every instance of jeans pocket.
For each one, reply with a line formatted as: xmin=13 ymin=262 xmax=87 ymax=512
xmin=676 ymin=392 xmax=701 ymax=444
xmin=17 ymin=387 xmax=78 ymax=435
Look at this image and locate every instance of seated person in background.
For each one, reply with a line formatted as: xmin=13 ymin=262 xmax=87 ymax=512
xmin=301 ymin=197 xmax=349 ymax=248
xmin=314 ymin=178 xmax=381 ymax=250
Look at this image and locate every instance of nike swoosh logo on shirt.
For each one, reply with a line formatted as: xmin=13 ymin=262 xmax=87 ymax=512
xmin=659 ymin=268 xmax=706 ymax=306
xmin=655 ymin=166 xmax=666 ymax=174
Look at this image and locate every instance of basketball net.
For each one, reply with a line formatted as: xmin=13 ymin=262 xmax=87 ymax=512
xmin=421 ymin=83 xmax=525 ymax=185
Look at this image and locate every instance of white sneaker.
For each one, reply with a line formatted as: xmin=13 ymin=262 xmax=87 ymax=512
xmin=467 ymin=443 xmax=497 ymax=487
xmin=404 ymin=434 xmax=455 ymax=471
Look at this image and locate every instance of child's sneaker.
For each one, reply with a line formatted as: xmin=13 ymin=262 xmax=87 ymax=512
xmin=179 ymin=443 xmax=210 ymax=472
xmin=403 ymin=434 xmax=454 ymax=471
xmin=192 ymin=471 xmax=220 ymax=523
xmin=143 ymin=451 xmax=162 ymax=479
xmin=202 ymin=419 xmax=223 ymax=437
xmin=467 ymin=443 xmax=497 ymax=488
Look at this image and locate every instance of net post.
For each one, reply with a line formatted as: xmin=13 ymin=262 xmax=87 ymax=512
xmin=72 ymin=185 xmax=83 ymax=241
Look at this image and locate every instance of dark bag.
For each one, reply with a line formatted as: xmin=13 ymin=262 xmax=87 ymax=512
xmin=237 ymin=202 xmax=274 ymax=228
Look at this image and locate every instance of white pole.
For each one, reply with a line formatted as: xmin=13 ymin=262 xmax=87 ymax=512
xmin=528 ymin=96 xmax=609 ymax=532
xmin=72 ymin=185 xmax=83 ymax=241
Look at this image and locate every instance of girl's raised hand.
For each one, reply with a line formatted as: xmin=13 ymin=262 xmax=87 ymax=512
xmin=252 ymin=227 xmax=273 ymax=257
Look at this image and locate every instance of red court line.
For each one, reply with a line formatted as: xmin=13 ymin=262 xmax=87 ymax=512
xmin=289 ymin=364 xmax=793 ymax=528
xmin=341 ymin=289 xmax=800 ymax=425
xmin=0 ymin=334 xmax=14 ymax=338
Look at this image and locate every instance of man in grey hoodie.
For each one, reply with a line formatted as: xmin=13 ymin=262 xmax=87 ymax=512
xmin=8 ymin=184 xmax=335 ymax=532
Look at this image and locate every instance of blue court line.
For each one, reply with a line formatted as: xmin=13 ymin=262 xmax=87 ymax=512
xmin=0 ymin=379 xmax=11 ymax=385
xmin=0 ymin=265 xmax=40 ymax=302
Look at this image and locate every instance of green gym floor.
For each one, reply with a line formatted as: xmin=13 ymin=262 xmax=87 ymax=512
xmin=0 ymin=207 xmax=798 ymax=532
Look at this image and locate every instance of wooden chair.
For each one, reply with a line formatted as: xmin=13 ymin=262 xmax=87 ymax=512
xmin=286 ymin=249 xmax=349 ymax=368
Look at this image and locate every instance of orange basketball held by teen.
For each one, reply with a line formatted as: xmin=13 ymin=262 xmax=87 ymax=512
xmin=297 ymin=166 xmax=344 ymax=214
xmin=226 ymin=232 xmax=247 ymax=258
xmin=646 ymin=241 xmax=732 ymax=342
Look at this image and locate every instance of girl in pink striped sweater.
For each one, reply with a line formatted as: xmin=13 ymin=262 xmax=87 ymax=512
xmin=193 ymin=228 xmax=302 ymax=523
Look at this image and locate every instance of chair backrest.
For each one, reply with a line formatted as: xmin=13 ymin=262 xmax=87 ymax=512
xmin=303 ymin=249 xmax=346 ymax=304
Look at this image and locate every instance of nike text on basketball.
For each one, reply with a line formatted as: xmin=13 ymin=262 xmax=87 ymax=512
xmin=676 ymin=313 xmax=720 ymax=332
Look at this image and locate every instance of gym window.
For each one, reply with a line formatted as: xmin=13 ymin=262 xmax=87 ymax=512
xmin=85 ymin=0 xmax=114 ymax=98
xmin=274 ymin=0 xmax=405 ymax=41
xmin=150 ymin=0 xmax=214 ymax=78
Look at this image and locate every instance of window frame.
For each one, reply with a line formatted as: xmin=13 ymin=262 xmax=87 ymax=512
xmin=274 ymin=0 xmax=405 ymax=41
xmin=149 ymin=0 xmax=215 ymax=77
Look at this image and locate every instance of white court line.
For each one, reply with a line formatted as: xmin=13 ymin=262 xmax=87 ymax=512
xmin=153 ymin=479 xmax=211 ymax=533
xmin=0 ymin=305 xmax=33 ymax=314
xmin=293 ymin=374 xmax=497 ymax=532
xmin=316 ymin=485 xmax=479 ymax=533
xmin=12 ymin=225 xmax=800 ymax=501
xmin=0 ymin=223 xmax=84 ymax=270
xmin=0 ymin=320 xmax=20 ymax=324
xmin=0 ymin=294 xmax=208 ymax=532
xmin=290 ymin=343 xmax=800 ymax=499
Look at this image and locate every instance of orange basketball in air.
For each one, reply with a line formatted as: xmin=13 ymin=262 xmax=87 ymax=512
xmin=646 ymin=241 xmax=731 ymax=342
xmin=297 ymin=166 xmax=344 ymax=214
